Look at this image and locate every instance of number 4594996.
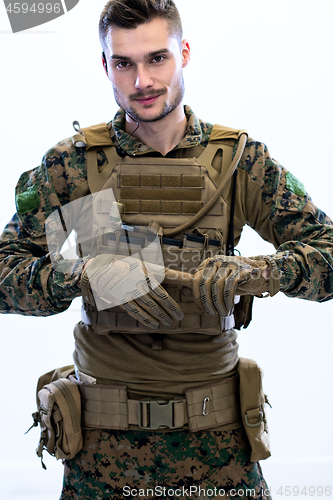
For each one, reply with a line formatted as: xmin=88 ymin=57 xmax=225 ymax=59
xmin=6 ymin=3 xmax=61 ymax=14
xmin=277 ymin=486 xmax=331 ymax=496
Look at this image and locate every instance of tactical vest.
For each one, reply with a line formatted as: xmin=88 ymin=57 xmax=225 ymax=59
xmin=70 ymin=122 xmax=245 ymax=335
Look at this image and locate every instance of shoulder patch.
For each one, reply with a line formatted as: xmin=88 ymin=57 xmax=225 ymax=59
xmin=15 ymin=185 xmax=40 ymax=214
xmin=285 ymin=171 xmax=306 ymax=196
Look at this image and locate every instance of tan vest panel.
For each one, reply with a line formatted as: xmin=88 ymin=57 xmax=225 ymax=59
xmin=72 ymin=124 xmax=240 ymax=335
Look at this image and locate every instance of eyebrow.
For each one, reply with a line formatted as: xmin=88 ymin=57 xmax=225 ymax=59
xmin=110 ymin=48 xmax=170 ymax=60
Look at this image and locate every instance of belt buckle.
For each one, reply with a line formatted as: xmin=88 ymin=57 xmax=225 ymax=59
xmin=138 ymin=400 xmax=182 ymax=430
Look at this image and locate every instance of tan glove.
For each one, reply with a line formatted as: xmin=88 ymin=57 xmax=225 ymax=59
xmin=81 ymin=254 xmax=184 ymax=329
xmin=193 ymin=255 xmax=281 ymax=317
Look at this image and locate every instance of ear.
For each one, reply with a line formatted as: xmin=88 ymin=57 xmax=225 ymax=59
xmin=102 ymin=52 xmax=109 ymax=76
xmin=181 ymin=39 xmax=191 ymax=68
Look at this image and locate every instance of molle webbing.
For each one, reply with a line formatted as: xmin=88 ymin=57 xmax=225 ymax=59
xmin=70 ymin=374 xmax=240 ymax=432
xmin=119 ymin=172 xmax=203 ymax=215
xmin=81 ymin=301 xmax=236 ymax=335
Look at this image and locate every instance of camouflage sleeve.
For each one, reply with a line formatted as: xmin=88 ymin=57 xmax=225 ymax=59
xmin=0 ymin=139 xmax=90 ymax=316
xmin=236 ymin=139 xmax=333 ymax=302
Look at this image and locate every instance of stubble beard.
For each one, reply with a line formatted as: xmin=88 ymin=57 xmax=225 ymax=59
xmin=113 ymin=74 xmax=185 ymax=124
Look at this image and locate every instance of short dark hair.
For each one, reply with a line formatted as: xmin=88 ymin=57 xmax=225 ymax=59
xmin=99 ymin=0 xmax=183 ymax=51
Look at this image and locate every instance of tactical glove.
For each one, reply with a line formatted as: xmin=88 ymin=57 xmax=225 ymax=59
xmin=81 ymin=254 xmax=184 ymax=329
xmin=193 ymin=255 xmax=281 ymax=317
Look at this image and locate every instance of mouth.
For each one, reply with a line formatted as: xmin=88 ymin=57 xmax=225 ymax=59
xmin=133 ymin=94 xmax=161 ymax=106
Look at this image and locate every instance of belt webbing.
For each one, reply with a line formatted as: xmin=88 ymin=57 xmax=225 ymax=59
xmin=81 ymin=305 xmax=235 ymax=332
xmin=70 ymin=375 xmax=240 ymax=432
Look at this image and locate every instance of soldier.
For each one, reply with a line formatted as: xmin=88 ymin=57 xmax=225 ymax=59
xmin=1 ymin=0 xmax=333 ymax=499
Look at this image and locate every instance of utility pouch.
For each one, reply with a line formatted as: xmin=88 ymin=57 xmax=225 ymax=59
xmin=28 ymin=366 xmax=82 ymax=468
xmin=238 ymin=357 xmax=271 ymax=462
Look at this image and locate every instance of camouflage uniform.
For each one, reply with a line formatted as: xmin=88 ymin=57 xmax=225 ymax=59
xmin=60 ymin=428 xmax=270 ymax=500
xmin=1 ymin=106 xmax=333 ymax=499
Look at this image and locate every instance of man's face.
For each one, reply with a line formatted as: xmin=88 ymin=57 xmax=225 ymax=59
xmin=103 ymin=17 xmax=190 ymax=123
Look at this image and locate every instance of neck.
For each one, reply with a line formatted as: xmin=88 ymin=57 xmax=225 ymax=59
xmin=125 ymin=104 xmax=187 ymax=156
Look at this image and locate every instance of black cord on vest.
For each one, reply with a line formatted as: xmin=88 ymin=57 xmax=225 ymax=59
xmin=226 ymin=169 xmax=238 ymax=256
xmin=116 ymin=111 xmax=140 ymax=156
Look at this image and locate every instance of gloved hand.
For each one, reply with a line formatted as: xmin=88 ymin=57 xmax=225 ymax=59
xmin=81 ymin=254 xmax=184 ymax=329
xmin=192 ymin=255 xmax=281 ymax=317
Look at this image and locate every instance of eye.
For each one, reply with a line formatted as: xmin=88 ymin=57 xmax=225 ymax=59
xmin=115 ymin=61 xmax=131 ymax=69
xmin=151 ymin=55 xmax=165 ymax=64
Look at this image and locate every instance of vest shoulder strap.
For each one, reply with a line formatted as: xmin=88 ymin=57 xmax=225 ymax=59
xmin=209 ymin=124 xmax=240 ymax=142
xmin=197 ymin=124 xmax=243 ymax=186
xmin=72 ymin=122 xmax=112 ymax=150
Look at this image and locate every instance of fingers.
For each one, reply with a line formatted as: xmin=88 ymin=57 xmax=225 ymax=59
xmin=193 ymin=256 xmax=254 ymax=317
xmin=135 ymin=280 xmax=174 ymax=326
xmin=120 ymin=300 xmax=160 ymax=330
xmin=147 ymin=277 xmax=184 ymax=322
xmin=89 ymin=254 xmax=185 ymax=327
xmin=193 ymin=261 xmax=215 ymax=314
xmin=119 ymin=278 xmax=184 ymax=329
xmin=212 ymin=264 xmax=239 ymax=316
xmin=199 ymin=261 xmax=218 ymax=315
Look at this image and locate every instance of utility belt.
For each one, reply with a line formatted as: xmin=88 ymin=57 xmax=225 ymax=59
xmin=71 ymin=373 xmax=240 ymax=433
xmin=28 ymin=359 xmax=271 ymax=467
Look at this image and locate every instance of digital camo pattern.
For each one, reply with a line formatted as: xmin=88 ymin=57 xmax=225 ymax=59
xmin=60 ymin=428 xmax=271 ymax=500
xmin=0 ymin=105 xmax=333 ymax=316
xmin=234 ymin=140 xmax=333 ymax=300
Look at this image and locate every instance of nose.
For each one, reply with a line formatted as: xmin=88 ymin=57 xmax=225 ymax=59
xmin=134 ymin=64 xmax=153 ymax=90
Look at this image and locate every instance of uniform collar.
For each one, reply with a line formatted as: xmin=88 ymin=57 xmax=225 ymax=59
xmin=108 ymin=105 xmax=204 ymax=156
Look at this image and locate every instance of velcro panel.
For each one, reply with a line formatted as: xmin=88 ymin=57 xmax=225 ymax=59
xmin=182 ymin=201 xmax=202 ymax=213
xmin=141 ymin=175 xmax=161 ymax=187
xmin=161 ymin=175 xmax=182 ymax=188
xmin=161 ymin=201 xmax=181 ymax=214
xmin=119 ymin=174 xmax=203 ymax=189
xmin=121 ymin=188 xmax=201 ymax=201
xmin=120 ymin=175 xmax=140 ymax=187
xmin=123 ymin=200 xmax=202 ymax=215
xmin=141 ymin=201 xmax=161 ymax=213
xmin=182 ymin=175 xmax=203 ymax=188
xmin=123 ymin=200 xmax=140 ymax=213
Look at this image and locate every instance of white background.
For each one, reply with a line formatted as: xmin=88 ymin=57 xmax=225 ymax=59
xmin=0 ymin=1 xmax=332 ymax=499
